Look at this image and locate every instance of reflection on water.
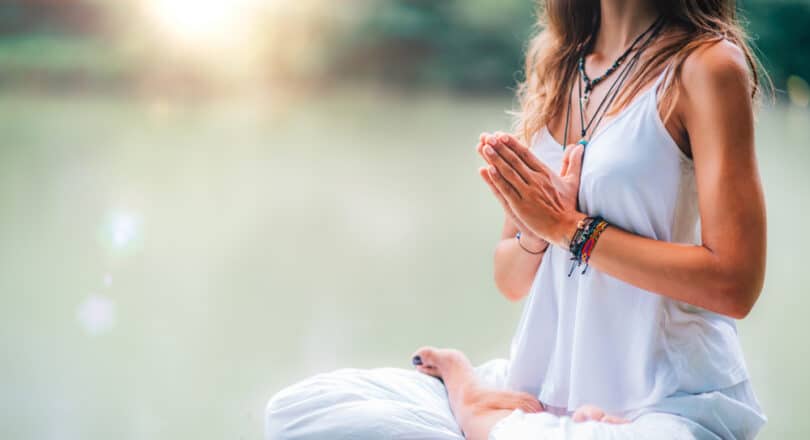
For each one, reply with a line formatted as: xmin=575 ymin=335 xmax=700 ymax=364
xmin=0 ymin=92 xmax=807 ymax=439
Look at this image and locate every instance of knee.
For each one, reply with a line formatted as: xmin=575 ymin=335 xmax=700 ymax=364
xmin=264 ymin=369 xmax=461 ymax=440
xmin=266 ymin=389 xmax=450 ymax=440
xmin=263 ymin=371 xmax=369 ymax=440
xmin=265 ymin=389 xmax=293 ymax=440
xmin=265 ymin=379 xmax=325 ymax=440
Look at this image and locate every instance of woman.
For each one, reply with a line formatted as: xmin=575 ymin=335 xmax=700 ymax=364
xmin=266 ymin=0 xmax=768 ymax=439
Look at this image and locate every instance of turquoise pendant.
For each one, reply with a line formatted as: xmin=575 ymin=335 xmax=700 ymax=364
xmin=564 ymin=138 xmax=589 ymax=151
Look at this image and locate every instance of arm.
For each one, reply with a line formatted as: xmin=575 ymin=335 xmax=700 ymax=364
xmin=478 ymin=133 xmax=549 ymax=302
xmin=493 ymin=217 xmax=547 ymax=302
xmin=547 ymin=41 xmax=766 ymax=319
xmin=480 ymin=131 xmax=587 ymax=302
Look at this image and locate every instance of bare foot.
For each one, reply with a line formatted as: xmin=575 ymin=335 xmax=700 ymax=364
xmin=411 ymin=346 xmax=469 ymax=379
xmin=409 ymin=346 xmax=545 ymax=440
xmin=572 ymin=404 xmax=629 ymax=424
xmin=411 ymin=346 xmax=544 ymax=414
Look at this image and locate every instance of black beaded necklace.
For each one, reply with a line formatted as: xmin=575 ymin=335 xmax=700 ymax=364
xmin=562 ymin=16 xmax=665 ymax=150
xmin=577 ymin=17 xmax=662 ymax=110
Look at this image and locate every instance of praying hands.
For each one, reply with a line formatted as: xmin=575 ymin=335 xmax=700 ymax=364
xmin=477 ymin=132 xmax=586 ymax=249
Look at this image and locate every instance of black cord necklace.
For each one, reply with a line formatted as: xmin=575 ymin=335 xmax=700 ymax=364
xmin=562 ymin=16 xmax=665 ymax=150
xmin=578 ymin=17 xmax=662 ymax=111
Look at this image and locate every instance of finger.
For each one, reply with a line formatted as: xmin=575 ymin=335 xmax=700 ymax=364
xmin=477 ymin=139 xmax=490 ymax=158
xmin=477 ymin=132 xmax=488 ymax=154
xmin=485 ymin=134 xmax=533 ymax=184
xmin=484 ymin=137 xmax=529 ymax=189
xmin=564 ymin=144 xmax=585 ymax=179
xmin=497 ymin=133 xmax=554 ymax=175
xmin=481 ymin=171 xmax=533 ymax=233
xmin=486 ymin=165 xmax=522 ymax=201
xmin=478 ymin=132 xmax=492 ymax=154
xmin=560 ymin=144 xmax=574 ymax=176
xmin=480 ymin=168 xmax=519 ymax=214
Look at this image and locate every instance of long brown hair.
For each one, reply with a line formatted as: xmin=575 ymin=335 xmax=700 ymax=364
xmin=515 ymin=0 xmax=768 ymax=143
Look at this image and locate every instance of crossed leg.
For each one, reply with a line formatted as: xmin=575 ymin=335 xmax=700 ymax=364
xmin=411 ymin=346 xmax=628 ymax=440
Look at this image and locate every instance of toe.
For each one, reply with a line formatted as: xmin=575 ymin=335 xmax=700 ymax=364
xmin=482 ymin=391 xmax=544 ymax=413
xmin=601 ymin=415 xmax=630 ymax=424
xmin=573 ymin=405 xmax=605 ymax=423
xmin=415 ymin=365 xmax=442 ymax=379
xmin=514 ymin=392 xmax=544 ymax=414
xmin=411 ymin=347 xmax=439 ymax=368
xmin=519 ymin=399 xmax=544 ymax=414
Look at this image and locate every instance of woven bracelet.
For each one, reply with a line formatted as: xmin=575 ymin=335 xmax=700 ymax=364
xmin=567 ymin=216 xmax=609 ymax=276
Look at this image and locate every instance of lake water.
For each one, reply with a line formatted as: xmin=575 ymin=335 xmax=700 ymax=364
xmin=1 ymin=90 xmax=807 ymax=439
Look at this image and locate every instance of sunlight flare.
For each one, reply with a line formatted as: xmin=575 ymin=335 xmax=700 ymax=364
xmin=146 ymin=0 xmax=265 ymax=47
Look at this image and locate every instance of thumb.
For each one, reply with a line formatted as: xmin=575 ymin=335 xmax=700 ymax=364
xmin=565 ymin=144 xmax=585 ymax=179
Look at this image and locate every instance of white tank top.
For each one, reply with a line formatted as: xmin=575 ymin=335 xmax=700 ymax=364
xmin=506 ymin=68 xmax=751 ymax=415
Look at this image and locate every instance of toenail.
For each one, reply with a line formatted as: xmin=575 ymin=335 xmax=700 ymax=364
xmin=412 ymin=355 xmax=423 ymax=366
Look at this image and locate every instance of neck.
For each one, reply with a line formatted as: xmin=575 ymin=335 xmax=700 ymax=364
xmin=594 ymin=0 xmax=658 ymax=57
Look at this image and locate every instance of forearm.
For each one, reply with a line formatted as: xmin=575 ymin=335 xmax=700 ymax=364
xmin=550 ymin=213 xmax=762 ymax=319
xmin=494 ymin=235 xmax=546 ymax=302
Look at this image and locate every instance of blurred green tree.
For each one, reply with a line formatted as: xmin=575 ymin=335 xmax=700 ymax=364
xmin=331 ymin=0 xmax=810 ymax=95
xmin=0 ymin=0 xmax=807 ymax=96
xmin=740 ymin=1 xmax=810 ymax=95
xmin=331 ymin=0 xmax=535 ymax=91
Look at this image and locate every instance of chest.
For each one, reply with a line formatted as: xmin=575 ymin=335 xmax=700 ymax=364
xmin=545 ymin=82 xmax=691 ymax=160
xmin=532 ymin=98 xmax=693 ymax=236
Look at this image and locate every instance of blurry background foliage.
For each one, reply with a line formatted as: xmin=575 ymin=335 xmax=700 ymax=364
xmin=0 ymin=0 xmax=807 ymax=96
xmin=2 ymin=1 xmax=809 ymax=440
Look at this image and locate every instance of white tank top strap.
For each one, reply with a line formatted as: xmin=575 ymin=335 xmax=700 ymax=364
xmin=652 ymin=63 xmax=675 ymax=95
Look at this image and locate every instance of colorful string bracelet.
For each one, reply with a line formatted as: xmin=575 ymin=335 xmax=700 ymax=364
xmin=567 ymin=216 xmax=610 ymax=276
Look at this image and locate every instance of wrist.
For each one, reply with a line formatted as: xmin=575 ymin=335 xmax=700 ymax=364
xmin=551 ymin=211 xmax=588 ymax=249
xmin=519 ymin=233 xmax=548 ymax=250
xmin=515 ymin=231 xmax=549 ymax=254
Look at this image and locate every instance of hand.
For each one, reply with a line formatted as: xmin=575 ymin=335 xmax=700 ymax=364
xmin=478 ymin=132 xmax=586 ymax=248
xmin=477 ymin=133 xmax=549 ymax=252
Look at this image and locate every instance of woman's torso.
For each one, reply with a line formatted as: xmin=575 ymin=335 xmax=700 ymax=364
xmin=505 ymin=67 xmax=752 ymax=415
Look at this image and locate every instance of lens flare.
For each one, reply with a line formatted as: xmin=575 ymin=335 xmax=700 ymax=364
xmin=147 ymin=0 xmax=263 ymax=47
xmin=101 ymin=210 xmax=143 ymax=254
xmin=77 ymin=295 xmax=117 ymax=336
xmin=111 ymin=213 xmax=138 ymax=249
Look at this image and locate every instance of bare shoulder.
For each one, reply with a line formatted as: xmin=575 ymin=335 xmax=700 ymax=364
xmin=673 ymin=38 xmax=758 ymax=164
xmin=680 ymin=39 xmax=752 ymax=98
xmin=668 ymin=39 xmax=756 ymax=158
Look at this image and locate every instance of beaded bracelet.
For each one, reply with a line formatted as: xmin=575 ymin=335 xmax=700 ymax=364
xmin=567 ymin=216 xmax=610 ymax=276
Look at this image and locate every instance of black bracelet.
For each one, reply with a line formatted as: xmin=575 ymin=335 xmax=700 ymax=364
xmin=516 ymin=231 xmax=547 ymax=255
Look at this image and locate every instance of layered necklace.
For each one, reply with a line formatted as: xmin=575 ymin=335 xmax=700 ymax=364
xmin=562 ymin=16 xmax=665 ymax=150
